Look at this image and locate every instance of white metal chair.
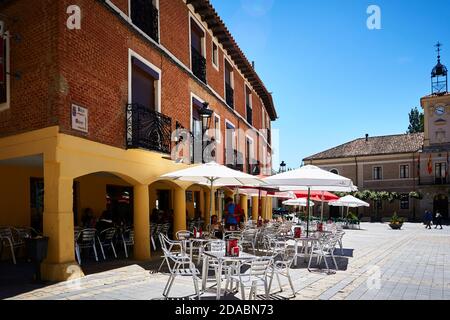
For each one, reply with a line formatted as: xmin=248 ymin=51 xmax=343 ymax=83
xmin=150 ymin=224 xmax=157 ymax=251
xmin=158 ymin=233 xmax=185 ymax=272
xmin=228 ymin=257 xmax=272 ymax=300
xmin=74 ymin=229 xmax=81 ymax=264
xmin=97 ymin=227 xmax=118 ymax=259
xmin=239 ymin=229 xmax=258 ymax=254
xmin=268 ymin=246 xmax=296 ymax=297
xmin=335 ymin=231 xmax=345 ymax=255
xmin=161 ymin=246 xmax=200 ymax=299
xmin=308 ymin=233 xmax=339 ymax=273
xmin=77 ymin=228 xmax=99 ymax=263
xmin=121 ymin=228 xmax=134 ymax=258
xmin=0 ymin=227 xmax=26 ymax=264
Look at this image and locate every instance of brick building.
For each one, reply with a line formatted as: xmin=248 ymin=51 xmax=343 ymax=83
xmin=303 ymin=45 xmax=449 ymax=222
xmin=0 ymin=0 xmax=277 ymax=281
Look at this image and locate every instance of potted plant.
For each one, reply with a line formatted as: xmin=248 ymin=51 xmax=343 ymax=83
xmin=389 ymin=213 xmax=404 ymax=230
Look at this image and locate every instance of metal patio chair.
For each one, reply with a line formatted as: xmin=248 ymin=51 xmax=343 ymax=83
xmin=308 ymin=233 xmax=339 ymax=273
xmin=76 ymin=228 xmax=99 ymax=264
xmin=121 ymin=228 xmax=134 ymax=258
xmin=161 ymin=246 xmax=201 ymax=300
xmin=97 ymin=227 xmax=118 ymax=259
xmin=228 ymin=257 xmax=272 ymax=300
xmin=0 ymin=227 xmax=25 ymax=264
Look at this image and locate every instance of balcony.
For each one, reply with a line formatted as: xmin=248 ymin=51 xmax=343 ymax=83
xmin=246 ymin=104 xmax=252 ymax=125
xmin=225 ymin=83 xmax=234 ymax=108
xmin=126 ymin=103 xmax=172 ymax=154
xmin=191 ymin=46 xmax=207 ymax=83
xmin=131 ymin=0 xmax=159 ymax=43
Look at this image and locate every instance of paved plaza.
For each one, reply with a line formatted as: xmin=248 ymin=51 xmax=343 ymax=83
xmin=5 ymin=223 xmax=450 ymax=300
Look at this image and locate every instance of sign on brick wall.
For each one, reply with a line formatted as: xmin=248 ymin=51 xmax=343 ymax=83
xmin=71 ymin=104 xmax=88 ymax=133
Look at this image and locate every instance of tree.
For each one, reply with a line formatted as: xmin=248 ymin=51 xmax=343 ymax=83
xmin=407 ymin=107 xmax=424 ymax=133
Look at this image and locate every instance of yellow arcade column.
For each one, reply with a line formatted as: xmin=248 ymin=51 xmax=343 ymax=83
xmin=251 ymin=196 xmax=259 ymax=221
xmin=173 ymin=187 xmax=187 ymax=237
xmin=240 ymin=195 xmax=248 ymax=222
xmin=134 ymin=184 xmax=151 ymax=260
xmin=41 ymin=161 xmax=83 ymax=281
xmin=260 ymin=196 xmax=267 ymax=220
xmin=266 ymin=197 xmax=272 ymax=220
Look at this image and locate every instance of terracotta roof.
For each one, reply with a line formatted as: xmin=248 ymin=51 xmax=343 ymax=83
xmin=303 ymin=133 xmax=424 ymax=161
xmin=187 ymin=0 xmax=277 ymax=120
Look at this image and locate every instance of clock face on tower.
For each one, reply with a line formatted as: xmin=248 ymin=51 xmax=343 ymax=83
xmin=435 ymin=105 xmax=445 ymax=116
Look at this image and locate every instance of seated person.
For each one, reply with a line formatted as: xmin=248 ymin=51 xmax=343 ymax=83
xmin=81 ymin=208 xmax=96 ymax=228
xmin=211 ymin=215 xmax=223 ymax=239
xmin=96 ymin=210 xmax=114 ymax=233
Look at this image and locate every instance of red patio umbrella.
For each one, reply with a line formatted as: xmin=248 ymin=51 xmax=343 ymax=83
xmin=294 ymin=191 xmax=339 ymax=221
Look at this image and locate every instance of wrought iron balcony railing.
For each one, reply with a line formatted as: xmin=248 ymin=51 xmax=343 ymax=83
xmin=191 ymin=46 xmax=207 ymax=83
xmin=131 ymin=0 xmax=159 ymax=43
xmin=126 ymin=103 xmax=172 ymax=154
xmin=226 ymin=83 xmax=234 ymax=108
xmin=246 ymin=104 xmax=253 ymax=125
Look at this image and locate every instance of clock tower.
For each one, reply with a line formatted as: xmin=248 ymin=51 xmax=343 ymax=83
xmin=422 ymin=42 xmax=449 ymax=148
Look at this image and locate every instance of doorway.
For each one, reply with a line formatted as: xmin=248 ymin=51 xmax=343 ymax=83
xmin=433 ymin=194 xmax=449 ymax=219
xmin=106 ymin=185 xmax=134 ymax=225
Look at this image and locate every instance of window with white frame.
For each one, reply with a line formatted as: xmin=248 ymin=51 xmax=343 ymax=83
xmin=245 ymin=85 xmax=252 ymax=125
xmin=190 ymin=17 xmax=206 ymax=83
xmin=0 ymin=30 xmax=10 ymax=110
xmin=400 ymin=165 xmax=409 ymax=179
xmin=130 ymin=0 xmax=159 ymax=43
xmin=225 ymin=121 xmax=236 ymax=166
xmin=212 ymin=41 xmax=219 ymax=70
xmin=373 ymin=166 xmax=382 ymax=180
xmin=130 ymin=54 xmax=160 ymax=112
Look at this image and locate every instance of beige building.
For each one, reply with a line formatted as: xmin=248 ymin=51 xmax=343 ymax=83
xmin=303 ymin=46 xmax=449 ymax=222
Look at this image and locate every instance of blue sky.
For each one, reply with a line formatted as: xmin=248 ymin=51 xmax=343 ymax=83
xmin=210 ymin=0 xmax=450 ymax=170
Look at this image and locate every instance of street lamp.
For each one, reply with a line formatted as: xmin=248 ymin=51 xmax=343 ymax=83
xmin=280 ymin=161 xmax=287 ymax=173
xmin=198 ymin=102 xmax=213 ymax=163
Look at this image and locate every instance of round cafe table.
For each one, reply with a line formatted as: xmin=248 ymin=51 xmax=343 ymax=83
xmin=202 ymin=251 xmax=257 ymax=300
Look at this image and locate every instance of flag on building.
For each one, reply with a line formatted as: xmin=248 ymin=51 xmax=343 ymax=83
xmin=427 ymin=154 xmax=433 ymax=175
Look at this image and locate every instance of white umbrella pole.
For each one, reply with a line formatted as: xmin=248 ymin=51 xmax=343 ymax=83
xmin=306 ymin=187 xmax=311 ymax=236
xmin=210 ymin=179 xmax=214 ymax=227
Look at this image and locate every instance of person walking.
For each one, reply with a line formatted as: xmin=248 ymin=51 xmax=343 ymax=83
xmin=424 ymin=210 xmax=433 ymax=229
xmin=435 ymin=211 xmax=443 ymax=229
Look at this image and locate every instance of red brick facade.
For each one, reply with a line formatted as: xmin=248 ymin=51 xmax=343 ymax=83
xmin=0 ymin=0 xmax=275 ymax=171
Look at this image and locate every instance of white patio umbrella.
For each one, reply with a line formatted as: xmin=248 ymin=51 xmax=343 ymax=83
xmin=264 ymin=165 xmax=355 ymax=236
xmin=329 ymin=195 xmax=370 ymax=219
xmin=161 ymin=162 xmax=266 ymax=224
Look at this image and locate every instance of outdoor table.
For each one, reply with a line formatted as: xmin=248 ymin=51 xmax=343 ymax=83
xmin=202 ymin=251 xmax=257 ymax=300
xmin=292 ymin=236 xmax=319 ymax=266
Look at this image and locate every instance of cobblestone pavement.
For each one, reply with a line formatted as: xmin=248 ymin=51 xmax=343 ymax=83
xmin=7 ymin=223 xmax=450 ymax=300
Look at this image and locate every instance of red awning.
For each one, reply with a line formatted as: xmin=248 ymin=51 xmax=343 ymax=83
xmin=294 ymin=191 xmax=339 ymax=202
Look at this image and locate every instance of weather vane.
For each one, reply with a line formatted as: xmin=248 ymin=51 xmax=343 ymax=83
xmin=435 ymin=42 xmax=443 ymax=61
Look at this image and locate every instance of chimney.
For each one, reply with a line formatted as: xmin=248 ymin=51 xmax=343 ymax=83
xmin=252 ymin=61 xmax=255 ymax=69
xmin=365 ymin=134 xmax=369 ymax=142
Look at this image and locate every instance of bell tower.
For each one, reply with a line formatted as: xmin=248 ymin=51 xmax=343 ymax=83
xmin=422 ymin=43 xmax=450 ymax=148
xmin=431 ymin=42 xmax=448 ymax=95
